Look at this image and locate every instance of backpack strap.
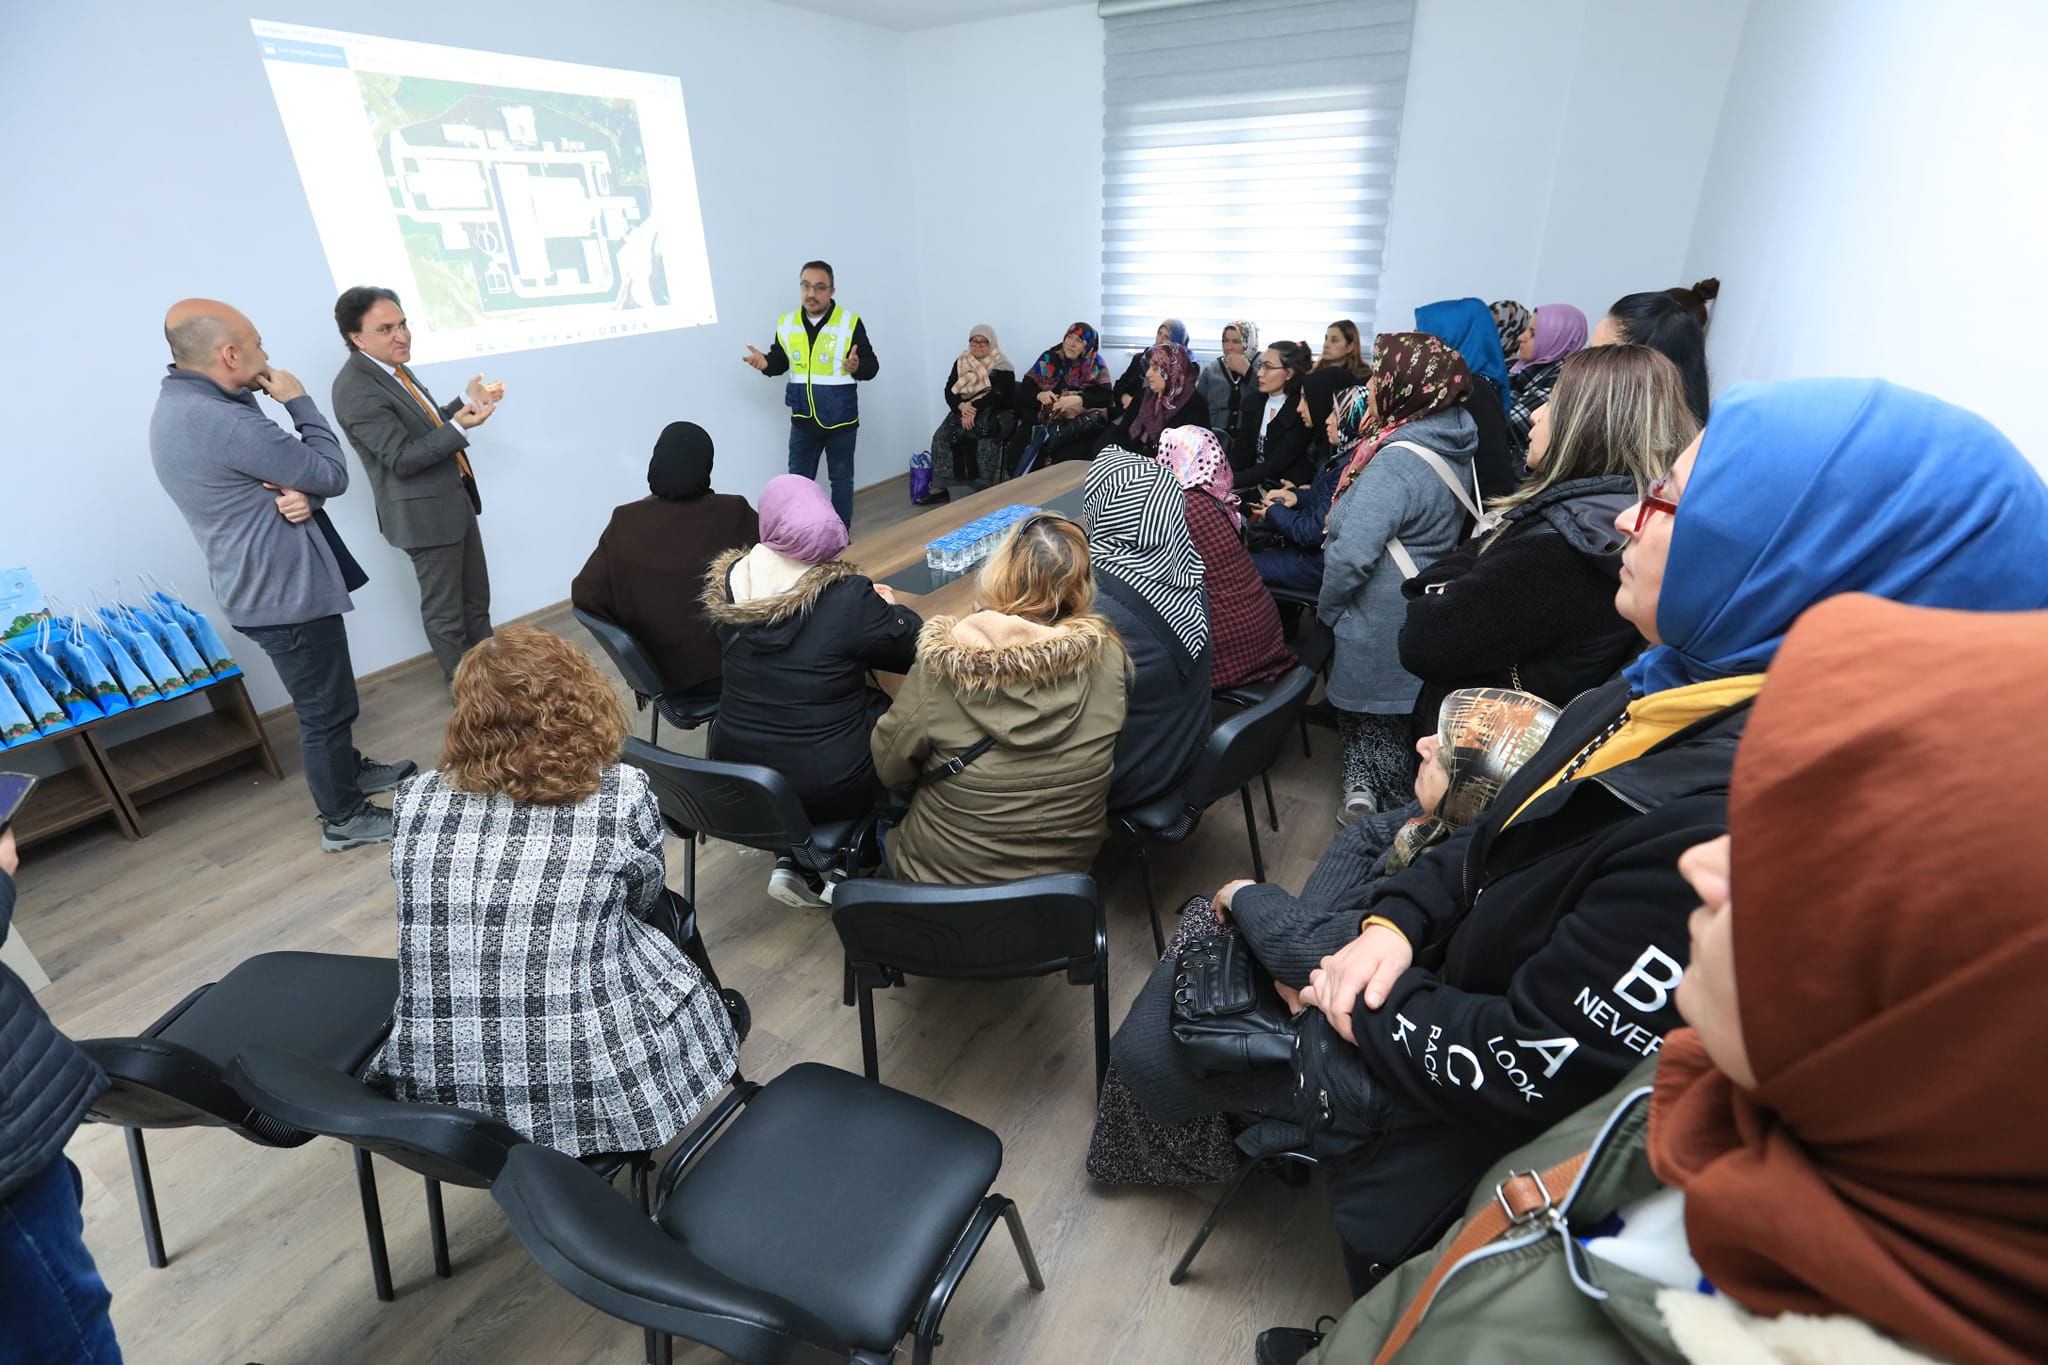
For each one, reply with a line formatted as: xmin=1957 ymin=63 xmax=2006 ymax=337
xmin=1379 ymin=439 xmax=1497 ymax=581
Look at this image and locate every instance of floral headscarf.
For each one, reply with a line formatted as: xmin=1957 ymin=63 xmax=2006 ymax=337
xmin=1329 ymin=333 xmax=1473 ymax=511
xmin=1155 ymin=426 xmax=1240 ymax=529
xmin=952 ymin=322 xmax=1014 ymax=401
xmin=1330 ymin=383 xmax=1372 ymax=463
xmin=1489 ymin=300 xmax=1531 ymax=369
xmin=1027 ymin=322 xmax=1111 ymax=391
xmin=1225 ymin=318 xmax=1260 ymax=358
xmin=1129 ymin=341 xmax=1200 ymax=446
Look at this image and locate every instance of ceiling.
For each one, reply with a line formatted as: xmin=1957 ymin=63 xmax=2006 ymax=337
xmin=766 ymin=0 xmax=1091 ymax=32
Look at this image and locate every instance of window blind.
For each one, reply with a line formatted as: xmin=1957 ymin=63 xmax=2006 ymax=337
xmin=1099 ymin=0 xmax=1416 ymax=356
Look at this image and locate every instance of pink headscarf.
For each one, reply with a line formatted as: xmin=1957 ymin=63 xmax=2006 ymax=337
xmin=757 ymin=474 xmax=849 ymax=562
xmin=1509 ymin=302 xmax=1589 ymax=374
xmin=1155 ymin=426 xmax=1242 ymax=529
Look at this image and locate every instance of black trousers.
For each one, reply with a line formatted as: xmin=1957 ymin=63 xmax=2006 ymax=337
xmin=238 ymin=614 xmax=366 ymax=825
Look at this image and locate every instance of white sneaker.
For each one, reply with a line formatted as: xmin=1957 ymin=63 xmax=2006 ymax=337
xmin=1338 ymin=788 xmax=1376 ymax=827
xmin=767 ymin=858 xmax=827 ymax=909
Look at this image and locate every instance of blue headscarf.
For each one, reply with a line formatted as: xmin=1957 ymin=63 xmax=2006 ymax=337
xmin=1415 ymin=298 xmax=1511 ymax=414
xmin=1626 ymin=379 xmax=2048 ymax=694
xmin=1159 ymin=317 xmax=1190 ymax=348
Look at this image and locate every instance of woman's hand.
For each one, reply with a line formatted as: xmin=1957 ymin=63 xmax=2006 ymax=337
xmin=1224 ymin=353 xmax=1250 ymax=377
xmin=1297 ymin=925 xmax=1414 ymax=1044
xmin=1037 ymin=388 xmax=1057 ymax=409
xmin=1266 ymin=487 xmax=1299 ymax=510
xmin=1211 ymin=878 xmax=1256 ymax=923
xmin=1054 ymin=393 xmax=1083 ymax=419
xmin=958 ymin=400 xmax=976 ymax=426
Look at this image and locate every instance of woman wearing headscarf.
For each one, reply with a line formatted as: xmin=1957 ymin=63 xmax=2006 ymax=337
xmin=1008 ymin=322 xmax=1115 ymax=474
xmin=1249 ymin=371 xmax=1363 ymax=594
xmin=1506 ymin=302 xmax=1590 ymax=461
xmin=1282 ymin=378 xmax=2048 ymax=1306
xmin=1489 ymin=299 xmax=1531 ymax=371
xmin=918 ymin=323 xmax=1016 ymax=503
xmin=1413 ymin=297 xmax=1517 ymax=497
xmin=1275 ymin=594 xmax=2048 ymax=1365
xmin=1094 ymin=341 xmax=1210 ymax=459
xmin=1319 ymin=334 xmax=1479 ymax=820
xmin=1112 ymin=318 xmax=1193 ymax=415
xmin=1085 ymin=446 xmax=1213 ymax=811
xmin=1089 ymin=688 xmax=1560 ymax=1190
xmin=703 ymin=474 xmax=921 ymax=906
xmin=1156 ymin=426 xmax=1294 ymax=690
xmin=1399 ymin=345 xmax=1698 ymax=735
xmin=571 ymin=421 xmax=758 ymax=696
xmin=1197 ymin=319 xmax=1260 ymax=453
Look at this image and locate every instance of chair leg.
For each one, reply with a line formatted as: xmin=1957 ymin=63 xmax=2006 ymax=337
xmin=1299 ymin=712 xmax=1312 ymax=759
xmin=1240 ymin=787 xmax=1267 ymax=883
xmin=858 ymin=980 xmax=882 ymax=1082
xmin=1001 ymin=1199 xmax=1047 ymax=1291
xmin=124 ymin=1127 xmax=167 ymax=1269
xmin=1092 ymin=957 xmax=1111 ymax=1099
xmin=649 ymin=1327 xmax=670 ymax=1364
xmin=650 ymin=711 xmax=661 ymax=747
xmin=1135 ymin=842 xmax=1164 ymax=956
xmin=425 ymin=1177 xmax=452 ymax=1279
xmin=1170 ymin=1157 xmax=1265 ymax=1285
xmin=1261 ymin=771 xmax=1279 ymax=832
xmin=354 ymin=1147 xmax=396 ymax=1303
xmin=682 ymin=829 xmax=696 ymax=904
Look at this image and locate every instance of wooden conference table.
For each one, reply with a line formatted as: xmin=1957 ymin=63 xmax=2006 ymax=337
xmin=845 ymin=462 xmax=1090 ymax=619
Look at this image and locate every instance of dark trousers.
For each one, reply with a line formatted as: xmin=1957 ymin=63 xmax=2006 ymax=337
xmin=0 ymin=1158 xmax=123 ymax=1364
xmin=238 ymin=614 xmax=366 ymax=825
xmin=406 ymin=521 xmax=493 ymax=680
xmin=1252 ymin=546 xmax=1324 ymax=594
xmin=787 ymin=419 xmax=858 ymax=528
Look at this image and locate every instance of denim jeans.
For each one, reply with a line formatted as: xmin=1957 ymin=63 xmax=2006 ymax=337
xmin=238 ymin=614 xmax=367 ymax=825
xmin=1252 ymin=546 xmax=1325 ymax=595
xmin=0 ymin=1158 xmax=123 ymax=1364
xmin=787 ymin=419 xmax=859 ymax=528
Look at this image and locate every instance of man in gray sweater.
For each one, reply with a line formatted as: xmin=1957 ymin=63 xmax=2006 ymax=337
xmin=148 ymin=299 xmax=414 ymax=850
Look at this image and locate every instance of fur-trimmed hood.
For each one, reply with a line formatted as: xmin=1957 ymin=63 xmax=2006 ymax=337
xmin=701 ymin=546 xmax=862 ymax=646
xmin=913 ymin=610 xmax=1125 ymax=749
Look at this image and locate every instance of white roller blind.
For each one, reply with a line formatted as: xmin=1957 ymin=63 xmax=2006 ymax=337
xmin=1100 ymin=0 xmax=1416 ymax=355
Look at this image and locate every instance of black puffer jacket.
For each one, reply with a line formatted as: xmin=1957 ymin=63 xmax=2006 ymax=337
xmin=703 ymin=550 xmax=921 ymax=823
xmin=1398 ymin=474 xmax=1643 ymax=730
xmin=1 ymin=872 xmax=106 ymax=1202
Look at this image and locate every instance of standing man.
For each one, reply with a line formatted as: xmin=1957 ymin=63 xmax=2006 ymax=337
xmin=330 ymin=286 xmax=505 ymax=681
xmin=743 ymin=260 xmax=878 ymax=528
xmin=150 ymin=299 xmax=416 ymax=851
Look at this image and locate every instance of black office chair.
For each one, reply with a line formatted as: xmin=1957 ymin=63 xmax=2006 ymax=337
xmin=573 ymin=607 xmax=720 ymax=747
xmin=74 ymin=951 xmax=399 ymax=1276
xmin=831 ymin=874 xmax=1109 ymax=1095
xmin=1169 ymin=1148 xmax=1320 ymax=1285
xmin=622 ymin=737 xmax=876 ymax=903
xmin=1113 ymin=666 xmax=1317 ymax=952
xmin=494 ymin=1062 xmax=1043 ymax=1364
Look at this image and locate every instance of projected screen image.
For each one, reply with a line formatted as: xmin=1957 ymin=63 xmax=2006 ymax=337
xmin=253 ymin=20 xmax=716 ymax=363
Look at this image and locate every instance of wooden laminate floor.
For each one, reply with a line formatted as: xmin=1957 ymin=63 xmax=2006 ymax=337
xmin=16 ymin=480 xmax=1354 ymax=1364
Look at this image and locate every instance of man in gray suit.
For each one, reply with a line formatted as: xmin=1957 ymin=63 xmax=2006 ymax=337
xmin=330 ymin=286 xmax=505 ymax=680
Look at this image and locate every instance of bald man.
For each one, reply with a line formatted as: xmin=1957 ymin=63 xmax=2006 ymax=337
xmin=148 ymin=300 xmax=415 ymax=851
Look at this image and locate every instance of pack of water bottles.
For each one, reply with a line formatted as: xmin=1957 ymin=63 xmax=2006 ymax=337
xmin=924 ymin=504 xmax=1042 ymax=584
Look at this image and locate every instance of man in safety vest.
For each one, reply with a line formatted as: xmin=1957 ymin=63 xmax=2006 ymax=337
xmin=743 ymin=259 xmax=879 ymax=528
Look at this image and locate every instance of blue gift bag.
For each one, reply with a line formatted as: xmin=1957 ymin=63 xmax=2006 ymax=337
xmin=79 ymin=621 xmax=161 ymax=707
xmin=17 ymin=627 xmax=103 ymax=726
xmin=51 ymin=618 xmax=130 ymax=717
xmin=0 ymin=649 xmax=74 ymax=738
xmin=0 ymin=672 xmax=34 ymax=747
xmin=99 ymin=608 xmax=194 ymax=701
xmin=135 ymin=606 xmax=211 ymax=687
xmin=148 ymin=590 xmax=240 ymax=680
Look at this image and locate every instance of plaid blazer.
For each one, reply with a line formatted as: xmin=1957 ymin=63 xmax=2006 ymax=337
xmin=370 ymin=765 xmax=738 ymax=1156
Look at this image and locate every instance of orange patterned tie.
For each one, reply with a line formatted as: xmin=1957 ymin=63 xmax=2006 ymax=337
xmin=395 ymin=368 xmax=475 ymax=481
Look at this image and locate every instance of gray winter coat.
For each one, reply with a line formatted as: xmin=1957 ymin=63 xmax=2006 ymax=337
xmin=0 ymin=873 xmax=106 ymax=1202
xmin=1318 ymin=407 xmax=1480 ymax=713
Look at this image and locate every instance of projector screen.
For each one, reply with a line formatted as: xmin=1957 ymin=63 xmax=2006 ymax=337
xmin=252 ymin=20 xmax=716 ymax=363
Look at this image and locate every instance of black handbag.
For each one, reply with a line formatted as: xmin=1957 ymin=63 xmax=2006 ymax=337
xmin=1170 ymin=933 xmax=1297 ymax=1077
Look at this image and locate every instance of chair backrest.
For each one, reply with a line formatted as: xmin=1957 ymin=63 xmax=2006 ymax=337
xmin=79 ymin=1036 xmax=306 ymax=1145
xmin=1186 ymin=665 xmax=1318 ymax=807
xmin=830 ymin=873 xmax=1103 ymax=985
xmin=621 ymin=737 xmax=815 ymax=852
xmin=228 ymin=1045 xmax=526 ymax=1187
xmin=574 ymin=607 xmax=667 ymax=701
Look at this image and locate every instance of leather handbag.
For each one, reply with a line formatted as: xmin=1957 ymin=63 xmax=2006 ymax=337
xmin=1169 ymin=933 xmax=1296 ymax=1077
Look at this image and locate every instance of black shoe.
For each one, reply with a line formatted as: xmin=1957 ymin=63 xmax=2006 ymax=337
xmin=912 ymin=486 xmax=951 ymax=506
xmin=1254 ymin=1318 xmax=1335 ymax=1365
xmin=357 ymin=755 xmax=419 ymax=794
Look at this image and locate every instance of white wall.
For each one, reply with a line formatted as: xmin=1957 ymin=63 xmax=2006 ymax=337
xmin=0 ymin=0 xmax=926 ymax=713
xmin=902 ymin=5 xmax=1104 ymax=414
xmin=1376 ymin=0 xmax=1746 ymax=332
xmin=1684 ymin=0 xmax=2048 ymax=463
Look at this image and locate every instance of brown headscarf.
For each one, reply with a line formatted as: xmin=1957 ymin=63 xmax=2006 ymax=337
xmin=1648 ymin=594 xmax=2048 ymax=1365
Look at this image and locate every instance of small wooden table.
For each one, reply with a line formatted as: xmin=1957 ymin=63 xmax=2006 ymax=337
xmin=844 ymin=463 xmax=1090 ymax=620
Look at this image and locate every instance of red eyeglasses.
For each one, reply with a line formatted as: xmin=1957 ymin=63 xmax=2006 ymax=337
xmin=1630 ymin=476 xmax=1681 ymax=534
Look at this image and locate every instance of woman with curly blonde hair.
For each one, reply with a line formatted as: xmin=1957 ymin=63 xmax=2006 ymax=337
xmin=371 ymin=625 xmax=739 ymax=1156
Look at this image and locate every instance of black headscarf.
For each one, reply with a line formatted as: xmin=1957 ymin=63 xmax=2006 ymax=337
xmin=648 ymin=421 xmax=714 ymax=500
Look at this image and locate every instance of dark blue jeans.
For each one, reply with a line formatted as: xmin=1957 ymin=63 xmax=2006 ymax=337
xmin=787 ymin=419 xmax=859 ymax=528
xmin=0 ymin=1158 xmax=122 ymax=1364
xmin=238 ymin=614 xmax=367 ymax=826
xmin=1252 ymin=546 xmax=1324 ymax=595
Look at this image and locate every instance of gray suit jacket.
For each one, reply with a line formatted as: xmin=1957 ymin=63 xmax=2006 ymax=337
xmin=331 ymin=350 xmax=477 ymax=550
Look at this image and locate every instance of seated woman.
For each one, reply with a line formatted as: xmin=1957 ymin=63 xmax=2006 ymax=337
xmin=1286 ymin=378 xmax=2048 ymax=1296
xmin=1274 ymin=594 xmax=2048 ymax=1365
xmin=1112 ymin=318 xmax=1191 ymax=416
xmin=372 ymin=626 xmax=741 ymax=1157
xmin=1490 ymin=299 xmax=1530 ymax=373
xmin=1316 ymin=318 xmax=1373 ymax=384
xmin=1086 ymin=446 xmax=1214 ymax=811
xmin=1092 ymin=341 xmax=1209 ymax=459
xmin=1412 ymin=297 xmax=1517 ymax=498
xmin=1007 ymin=322 xmax=1114 ymax=474
xmin=1399 ymin=344 xmax=1698 ymax=733
xmin=1506 ymin=302 xmax=1589 ymax=461
xmin=1591 ymin=285 xmax=1715 ymax=424
xmin=871 ymin=516 xmax=1128 ymax=884
xmin=1318 ymin=334 xmax=1480 ymax=819
xmin=1089 ymin=687 xmax=1561 ymax=1188
xmin=1250 ymin=374 xmax=1366 ymax=595
xmin=1156 ymin=426 xmax=1295 ymax=690
xmin=1232 ymin=339 xmax=1315 ymax=490
xmin=703 ymin=474 xmax=921 ymax=905
xmin=917 ymin=323 xmax=1016 ymax=504
xmin=570 ymin=421 xmax=758 ymax=699
xmin=1196 ymin=319 xmax=1259 ymax=452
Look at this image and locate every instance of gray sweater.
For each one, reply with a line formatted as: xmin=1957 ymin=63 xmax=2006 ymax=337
xmin=1318 ymin=406 xmax=1479 ymax=713
xmin=149 ymin=367 xmax=354 ymax=629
